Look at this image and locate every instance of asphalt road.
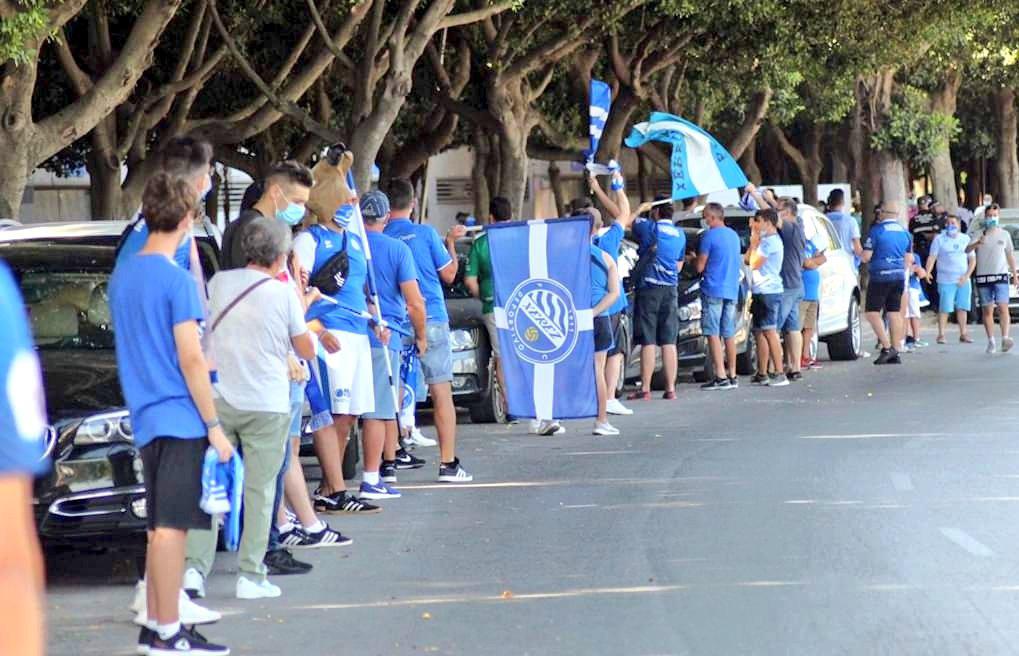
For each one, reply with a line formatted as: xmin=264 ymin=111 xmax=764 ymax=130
xmin=46 ymin=325 xmax=1019 ymax=656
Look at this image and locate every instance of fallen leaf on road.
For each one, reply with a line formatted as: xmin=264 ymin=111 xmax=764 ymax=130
xmin=501 ymin=590 xmax=514 ymax=599
xmin=422 ymin=611 xmax=432 ymax=620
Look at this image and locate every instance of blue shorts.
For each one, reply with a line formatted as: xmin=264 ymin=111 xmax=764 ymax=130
xmin=420 ymin=322 xmax=453 ymax=384
xmin=700 ymin=294 xmax=737 ymax=339
xmin=288 ymin=380 xmax=306 ymax=438
xmin=363 ymin=347 xmax=401 ymax=420
xmin=978 ymin=282 xmax=1010 ymax=306
xmin=938 ymin=281 xmax=972 ymax=313
xmin=751 ymin=293 xmax=781 ymax=332
xmin=777 ymin=287 xmax=804 ymax=332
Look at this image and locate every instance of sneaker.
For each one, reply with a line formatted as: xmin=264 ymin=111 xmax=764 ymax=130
xmin=887 ymin=353 xmax=902 ymax=364
xmin=438 ymin=458 xmax=474 ymax=483
xmin=263 ymin=548 xmax=313 ymax=575
xmin=137 ymin=626 xmax=155 ymax=655
xmin=605 ymin=398 xmax=634 ymax=415
xmin=183 ymin=568 xmax=205 ymax=599
xmin=700 ymin=378 xmax=731 ymax=391
xmin=874 ymin=348 xmax=894 ymax=365
xmin=787 ymin=371 xmax=803 ymax=382
xmin=394 ymin=449 xmax=425 ymax=470
xmin=750 ymin=373 xmax=768 ymax=386
xmin=314 ymin=489 xmax=381 ymax=514
xmin=1003 ymin=337 xmax=1015 ymax=353
xmin=298 ymin=524 xmax=352 ymax=548
xmin=359 ymin=480 xmax=402 ymax=499
xmin=149 ymin=626 xmax=229 ymax=655
xmin=960 ymin=334 xmax=974 ymax=343
xmin=663 ymin=390 xmax=677 ymax=400
xmin=626 ymin=390 xmax=651 ymax=401
xmin=380 ymin=461 xmax=398 ymax=483
xmin=278 ymin=526 xmax=311 ymax=549
xmin=807 ymin=360 xmax=823 ymax=369
xmin=593 ymin=422 xmax=620 ymax=436
xmin=728 ymin=377 xmax=739 ymax=388
xmin=531 ymin=419 xmax=563 ymax=436
xmin=405 ymin=427 xmax=437 ymax=447
xmin=914 ymin=340 xmax=929 ymax=348
xmin=766 ymin=373 xmax=789 ymax=387
xmin=134 ymin=588 xmax=221 ymax=627
xmin=987 ymin=338 xmax=997 ymax=354
xmin=236 ymin=576 xmax=281 ymax=600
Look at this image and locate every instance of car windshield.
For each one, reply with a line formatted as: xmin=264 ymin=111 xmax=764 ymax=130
xmin=1 ymin=243 xmax=116 ymax=350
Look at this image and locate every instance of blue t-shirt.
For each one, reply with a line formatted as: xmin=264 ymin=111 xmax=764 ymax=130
xmin=632 ymin=219 xmax=686 ymax=287
xmin=366 ymin=231 xmax=418 ymax=347
xmin=0 ymin=262 xmax=47 ymax=475
xmin=118 ymin=215 xmax=192 ymax=270
xmin=384 ymin=218 xmax=452 ymax=322
xmin=864 ymin=219 xmax=912 ymax=282
xmin=802 ymin=240 xmax=821 ymax=302
xmin=751 ymin=233 xmax=784 ymax=294
xmin=827 ymin=210 xmax=861 ymax=267
xmin=594 ymin=222 xmax=628 ymax=315
xmin=698 ymin=225 xmax=741 ymax=301
xmin=590 ymin=245 xmax=610 ymax=313
xmin=109 ymin=254 xmax=206 ymax=449
xmin=301 ymin=226 xmax=369 ymax=335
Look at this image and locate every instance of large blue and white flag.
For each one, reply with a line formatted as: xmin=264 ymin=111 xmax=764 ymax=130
xmin=624 ymin=111 xmax=748 ymax=200
xmin=589 ymin=79 xmax=612 ymax=161
xmin=487 ymin=218 xmax=596 ymax=420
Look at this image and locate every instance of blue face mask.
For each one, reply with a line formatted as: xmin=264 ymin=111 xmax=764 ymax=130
xmin=334 ymin=204 xmax=354 ymax=229
xmin=986 ymin=217 xmax=999 ymax=229
xmin=274 ymin=189 xmax=305 ymax=226
xmin=946 ymin=225 xmax=959 ymax=236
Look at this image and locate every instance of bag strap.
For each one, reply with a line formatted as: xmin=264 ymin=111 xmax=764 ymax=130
xmin=210 ymin=277 xmax=272 ymax=332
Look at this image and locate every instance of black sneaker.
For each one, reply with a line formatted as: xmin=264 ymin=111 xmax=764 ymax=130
xmin=263 ymin=548 xmax=313 ymax=575
xmin=313 ymin=489 xmax=382 ymax=514
xmin=438 ymin=457 xmax=474 ymax=483
xmin=138 ymin=626 xmax=155 ymax=655
xmin=886 ymin=352 xmax=902 ymax=364
xmin=700 ymin=378 xmax=731 ymax=391
xmin=728 ymin=377 xmax=739 ymax=389
xmin=394 ymin=448 xmax=425 ymax=470
xmin=297 ymin=524 xmax=352 ymax=548
xmin=149 ymin=626 xmax=229 ymax=655
xmin=750 ymin=373 xmax=768 ymax=385
xmin=380 ymin=460 xmax=398 ymax=483
xmin=787 ymin=371 xmax=803 ymax=382
xmin=874 ymin=347 xmax=896 ymax=365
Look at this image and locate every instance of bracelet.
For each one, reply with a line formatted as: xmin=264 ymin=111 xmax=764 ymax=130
xmin=205 ymin=418 xmax=221 ymax=430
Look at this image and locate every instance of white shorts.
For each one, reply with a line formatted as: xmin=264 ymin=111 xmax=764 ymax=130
xmin=906 ymin=287 xmax=922 ymax=319
xmin=316 ymin=330 xmax=374 ymax=416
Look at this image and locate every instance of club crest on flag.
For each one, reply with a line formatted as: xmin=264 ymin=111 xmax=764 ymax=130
xmin=506 ymin=279 xmax=579 ymax=365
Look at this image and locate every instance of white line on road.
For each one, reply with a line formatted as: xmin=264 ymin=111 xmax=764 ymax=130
xmin=563 ymin=450 xmax=639 ymax=456
xmin=799 ymin=432 xmax=947 ymax=440
xmin=890 ymin=473 xmax=914 ymax=491
xmin=561 ymin=504 xmax=598 ymax=509
xmin=940 ymin=527 xmax=995 ymax=558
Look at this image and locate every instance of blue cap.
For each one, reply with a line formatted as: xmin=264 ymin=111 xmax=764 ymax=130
xmin=360 ymin=190 xmax=390 ymax=220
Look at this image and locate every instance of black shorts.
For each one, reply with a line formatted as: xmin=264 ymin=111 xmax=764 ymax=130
xmin=139 ymin=437 xmax=211 ymax=531
xmin=594 ymin=315 xmax=613 ymax=352
xmin=607 ymin=312 xmax=624 ymax=356
xmin=635 ymin=285 xmax=679 ymax=346
xmin=866 ymin=280 xmax=905 ymax=313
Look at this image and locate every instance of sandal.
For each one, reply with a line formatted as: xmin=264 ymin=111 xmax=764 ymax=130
xmin=960 ymin=334 xmax=974 ymax=343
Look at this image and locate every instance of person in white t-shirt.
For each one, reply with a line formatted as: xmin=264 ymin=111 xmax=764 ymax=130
xmin=926 ymin=214 xmax=976 ymax=344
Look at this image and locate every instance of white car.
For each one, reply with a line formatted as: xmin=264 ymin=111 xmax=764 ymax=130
xmin=797 ymin=204 xmax=863 ymax=360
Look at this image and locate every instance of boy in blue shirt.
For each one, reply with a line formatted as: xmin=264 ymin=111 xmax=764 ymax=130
xmin=110 ymin=173 xmax=233 ymax=656
xmin=862 ymin=202 xmax=913 ymax=364
xmin=748 ymin=208 xmax=788 ymax=386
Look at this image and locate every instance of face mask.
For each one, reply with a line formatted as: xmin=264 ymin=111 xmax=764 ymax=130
xmin=986 ymin=218 xmax=999 ymax=229
xmin=274 ymin=189 xmax=305 ymax=226
xmin=334 ymin=204 xmax=354 ymax=229
xmin=946 ymin=225 xmax=959 ymax=236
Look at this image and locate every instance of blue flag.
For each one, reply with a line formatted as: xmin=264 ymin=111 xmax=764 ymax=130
xmin=487 ymin=218 xmax=596 ymax=420
xmin=624 ymin=111 xmax=748 ymax=200
xmin=589 ymin=79 xmax=612 ymax=161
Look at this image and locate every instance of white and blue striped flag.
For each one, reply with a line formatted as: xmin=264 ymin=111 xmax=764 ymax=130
xmin=624 ymin=111 xmax=748 ymax=200
xmin=589 ymin=79 xmax=612 ymax=161
xmin=487 ymin=217 xmax=596 ymax=420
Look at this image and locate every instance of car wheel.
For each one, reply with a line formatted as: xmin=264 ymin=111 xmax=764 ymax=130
xmin=826 ymin=294 xmax=862 ymax=361
xmin=692 ymin=365 xmax=709 ymax=383
xmin=468 ymin=360 xmax=505 ymax=424
xmin=341 ymin=422 xmax=360 ymax=481
xmin=736 ymin=334 xmax=757 ymax=375
xmin=614 ymin=319 xmax=631 ymax=396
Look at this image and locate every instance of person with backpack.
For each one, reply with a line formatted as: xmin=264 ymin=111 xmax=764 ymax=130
xmin=628 ymin=195 xmax=686 ymax=401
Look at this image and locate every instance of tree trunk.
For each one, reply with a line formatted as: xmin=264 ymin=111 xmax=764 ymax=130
xmin=928 ymin=69 xmax=962 ymax=212
xmin=497 ymin=125 xmax=529 ymax=217
xmin=876 ymin=150 xmax=908 ymax=220
xmin=636 ymin=149 xmax=651 ymax=201
xmin=964 ymin=160 xmax=980 ymax=209
xmin=993 ymin=87 xmax=1019 ymax=208
xmin=548 ymin=162 xmax=566 ymax=217
xmin=86 ymin=117 xmax=125 ymax=219
xmin=595 ymin=87 xmax=639 ymax=162
xmin=739 ymin=135 xmax=762 ymax=185
xmin=0 ymin=55 xmax=38 ymax=219
xmin=471 ymin=131 xmax=491 ymax=222
xmin=728 ymin=88 xmax=773 ymax=160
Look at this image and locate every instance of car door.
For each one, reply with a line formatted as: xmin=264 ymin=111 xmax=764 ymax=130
xmin=801 ymin=208 xmax=853 ymax=336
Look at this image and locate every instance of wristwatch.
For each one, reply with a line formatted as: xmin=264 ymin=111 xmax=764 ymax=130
xmin=205 ymin=418 xmax=221 ymax=430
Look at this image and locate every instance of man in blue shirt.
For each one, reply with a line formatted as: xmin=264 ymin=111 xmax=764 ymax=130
xmin=799 ymin=234 xmax=827 ymax=369
xmin=384 ymin=178 xmax=473 ymax=482
xmin=358 ymin=191 xmax=427 ymax=499
xmin=825 ymin=188 xmax=862 ymax=269
xmin=696 ymin=203 xmax=742 ymax=390
xmin=0 ymin=260 xmax=47 ymax=656
xmin=110 ymin=173 xmax=232 ymax=656
xmin=748 ymin=208 xmax=788 ymax=386
xmin=629 ymin=197 xmax=686 ymax=401
xmin=863 ymin=202 xmax=913 ymax=364
xmin=777 ymin=198 xmax=807 ymax=381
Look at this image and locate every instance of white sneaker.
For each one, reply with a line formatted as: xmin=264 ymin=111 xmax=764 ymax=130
xmin=1003 ymin=337 xmax=1015 ymax=353
xmin=236 ymin=576 xmax=281 ymax=600
xmin=131 ymin=580 xmax=146 ymax=614
xmin=605 ymin=398 xmax=634 ymax=416
xmin=133 ymin=587 xmax=221 ymax=626
xmin=530 ymin=420 xmax=564 ymax=436
xmin=183 ymin=567 xmax=206 ymax=599
xmin=593 ymin=422 xmax=620 ymax=436
xmin=406 ymin=427 xmax=437 ymax=447
xmin=987 ymin=338 xmax=997 ymax=354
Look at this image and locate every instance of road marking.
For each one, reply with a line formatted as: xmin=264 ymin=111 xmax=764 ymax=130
xmin=940 ymin=527 xmax=995 ymax=558
xmin=561 ymin=504 xmax=598 ymax=509
xmin=799 ymin=432 xmax=946 ymax=440
xmin=563 ymin=450 xmax=638 ymax=456
xmin=890 ymin=472 xmax=914 ymax=491
xmin=400 ymin=477 xmax=729 ymax=491
xmin=734 ymin=580 xmax=806 ymax=588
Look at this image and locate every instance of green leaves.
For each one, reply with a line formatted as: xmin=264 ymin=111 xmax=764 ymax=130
xmin=0 ymin=0 xmax=50 ymax=65
xmin=871 ymin=86 xmax=960 ymax=168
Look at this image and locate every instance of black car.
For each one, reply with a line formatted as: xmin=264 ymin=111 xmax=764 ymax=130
xmin=0 ymin=221 xmax=221 ymax=550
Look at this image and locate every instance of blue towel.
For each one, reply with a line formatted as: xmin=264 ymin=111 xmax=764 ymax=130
xmin=199 ymin=447 xmax=244 ymax=552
